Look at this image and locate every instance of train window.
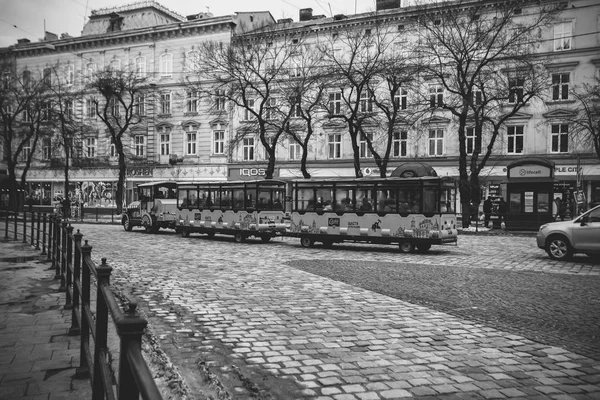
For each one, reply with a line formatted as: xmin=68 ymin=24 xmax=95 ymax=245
xmin=296 ymin=187 xmax=314 ymax=211
xmin=335 ymin=187 xmax=355 ymax=212
xmin=315 ymin=188 xmax=334 ymax=210
xmin=217 ymin=189 xmax=231 ymax=208
xmin=356 ymin=186 xmax=375 ymax=212
xmin=440 ymin=185 xmax=455 ymax=213
xmin=423 ymin=184 xmax=439 ymax=214
xmin=198 ymin=188 xmax=211 ymax=208
xmin=376 ymin=187 xmax=398 ymax=213
xmin=233 ymin=188 xmax=245 ymax=209
xmin=179 ymin=188 xmax=188 ymax=207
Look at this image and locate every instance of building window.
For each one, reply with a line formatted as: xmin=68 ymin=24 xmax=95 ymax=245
xmin=288 ymin=138 xmax=301 ymax=160
xmin=41 ymin=101 xmax=52 ymax=121
xmin=22 ymin=108 xmax=32 ymax=122
xmin=134 ymin=93 xmax=145 ymax=116
xmin=290 ymin=96 xmax=302 ymax=117
xmin=160 ymin=93 xmax=171 ymax=115
xmin=428 ymin=129 xmax=444 ymax=156
xmin=551 ymin=124 xmax=568 ymax=153
xmin=328 ymin=133 xmax=342 ymax=159
xmin=552 ymin=73 xmax=569 ymax=101
xmin=394 ymin=88 xmax=408 ymax=110
xmin=134 ymin=135 xmax=145 ymax=156
xmin=265 ymin=97 xmax=277 ymax=120
xmin=110 ymin=59 xmax=121 ymax=74
xmin=472 ymin=88 xmax=482 ymax=106
xmin=85 ymin=137 xmax=96 ymax=158
xmin=186 ymin=51 xmax=200 ymax=73
xmin=160 ymin=53 xmax=173 ymax=77
xmin=159 ymin=128 xmax=170 ymax=156
xmin=187 ymin=91 xmax=198 ymax=113
xmin=554 ymin=21 xmax=572 ymax=51
xmin=135 ymin=56 xmax=146 ymax=78
xmin=429 ymin=84 xmax=444 ymax=108
xmin=185 ymin=126 xmax=197 ymax=155
xmin=243 ymin=137 xmax=255 ymax=161
xmin=42 ymin=138 xmax=52 ymax=160
xmin=2 ymin=72 xmax=10 ymax=90
xmin=360 ymin=132 xmax=373 ymax=158
xmin=109 ymin=143 xmax=116 ymax=158
xmin=65 ymin=64 xmax=74 ymax=85
xmin=43 ymin=67 xmax=52 ymax=87
xmin=85 ymin=62 xmax=96 ymax=79
xmin=64 ymin=99 xmax=74 ymax=120
xmin=329 ymin=92 xmax=341 ymax=115
xmin=85 ymin=99 xmax=97 ymax=119
xmin=360 ymin=91 xmax=373 ymax=113
xmin=21 ymin=140 xmax=31 ymax=162
xmin=22 ymin=70 xmax=30 ymax=89
xmin=215 ymin=90 xmax=226 ymax=111
xmin=110 ymin=98 xmax=120 ymax=117
xmin=508 ymin=78 xmax=524 ymax=104
xmin=507 ymin=125 xmax=524 ymax=154
xmin=466 ymin=127 xmax=482 ymax=155
xmin=214 ymin=130 xmax=225 ymax=155
xmin=393 ymin=130 xmax=407 ymax=157
xmin=243 ymin=99 xmax=255 ymax=121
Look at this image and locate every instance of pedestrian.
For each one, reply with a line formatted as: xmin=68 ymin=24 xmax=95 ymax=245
xmin=553 ymin=197 xmax=563 ymax=221
xmin=497 ymin=197 xmax=508 ymax=227
xmin=62 ymin=196 xmax=71 ymax=220
xmin=483 ymin=196 xmax=493 ymax=228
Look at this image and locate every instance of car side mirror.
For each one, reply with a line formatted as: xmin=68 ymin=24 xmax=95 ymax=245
xmin=580 ymin=217 xmax=588 ymax=226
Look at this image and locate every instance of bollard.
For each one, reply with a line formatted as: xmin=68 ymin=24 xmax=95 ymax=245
xmin=64 ymin=224 xmax=74 ymax=309
xmin=22 ymin=211 xmax=27 ymax=243
xmin=117 ymin=301 xmax=148 ymax=400
xmin=92 ymin=258 xmax=112 ymax=400
xmin=69 ymin=229 xmax=83 ymax=336
xmin=76 ymin=240 xmax=92 ymax=378
xmin=36 ymin=212 xmax=41 ymax=250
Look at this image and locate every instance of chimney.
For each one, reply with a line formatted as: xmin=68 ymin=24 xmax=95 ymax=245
xmin=299 ymin=8 xmax=313 ymax=21
xmin=333 ymin=14 xmax=347 ymax=21
xmin=376 ymin=0 xmax=401 ymax=11
xmin=277 ymin=18 xmax=293 ymax=24
xmin=60 ymin=33 xmax=72 ymax=39
xmin=44 ymin=31 xmax=58 ymax=41
xmin=17 ymin=38 xmax=31 ymax=45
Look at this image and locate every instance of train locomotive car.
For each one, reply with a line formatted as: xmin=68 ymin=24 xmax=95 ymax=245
xmin=122 ymin=181 xmax=178 ymax=233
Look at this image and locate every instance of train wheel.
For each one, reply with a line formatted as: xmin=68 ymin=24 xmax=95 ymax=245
xmin=416 ymin=243 xmax=431 ymax=253
xmin=322 ymin=240 xmax=333 ymax=249
xmin=300 ymin=236 xmax=314 ymax=248
xmin=261 ymin=235 xmax=271 ymax=243
xmin=399 ymin=241 xmax=415 ymax=253
xmin=234 ymin=232 xmax=245 ymax=243
xmin=123 ymin=215 xmax=133 ymax=231
xmin=206 ymin=231 xmax=216 ymax=238
xmin=181 ymin=229 xmax=190 ymax=238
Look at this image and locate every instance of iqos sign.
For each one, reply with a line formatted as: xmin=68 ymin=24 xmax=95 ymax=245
xmin=240 ymin=168 xmax=266 ymax=177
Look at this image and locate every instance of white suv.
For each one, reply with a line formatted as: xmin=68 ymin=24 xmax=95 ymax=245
xmin=536 ymin=205 xmax=600 ymax=261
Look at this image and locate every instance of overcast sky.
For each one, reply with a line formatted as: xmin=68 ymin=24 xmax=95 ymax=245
xmin=0 ymin=0 xmax=377 ymax=47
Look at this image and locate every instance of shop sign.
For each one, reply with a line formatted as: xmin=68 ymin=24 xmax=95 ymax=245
xmin=240 ymin=168 xmax=266 ymax=177
xmin=127 ymin=167 xmax=153 ymax=177
xmin=555 ymin=166 xmax=582 ymax=174
xmin=509 ymin=164 xmax=551 ymax=179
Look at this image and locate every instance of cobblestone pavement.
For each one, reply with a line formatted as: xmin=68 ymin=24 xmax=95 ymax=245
xmin=78 ymin=225 xmax=600 ymax=399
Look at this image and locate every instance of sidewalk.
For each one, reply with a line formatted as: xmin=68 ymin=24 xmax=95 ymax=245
xmin=0 ymin=239 xmax=92 ymax=400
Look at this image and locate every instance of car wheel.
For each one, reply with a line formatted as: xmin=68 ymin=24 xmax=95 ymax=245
xmin=234 ymin=232 xmax=245 ymax=243
xmin=546 ymin=235 xmax=572 ymax=261
xmin=416 ymin=243 xmax=431 ymax=253
xmin=300 ymin=236 xmax=314 ymax=248
xmin=123 ymin=215 xmax=133 ymax=231
xmin=399 ymin=241 xmax=415 ymax=253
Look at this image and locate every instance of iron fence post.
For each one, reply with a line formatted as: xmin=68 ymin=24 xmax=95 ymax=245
xmin=22 ymin=211 xmax=27 ymax=243
xmin=92 ymin=258 xmax=112 ymax=400
xmin=64 ymin=224 xmax=74 ymax=308
xmin=41 ymin=213 xmax=47 ymax=255
xmin=59 ymin=221 xmax=68 ymax=292
xmin=117 ymin=301 xmax=148 ymax=400
xmin=76 ymin=240 xmax=92 ymax=378
xmin=30 ymin=211 xmax=34 ymax=246
xmin=54 ymin=217 xmax=61 ymax=280
xmin=35 ymin=212 xmax=41 ymax=250
xmin=69 ymin=229 xmax=83 ymax=336
xmin=3 ymin=210 xmax=8 ymax=240
xmin=13 ymin=211 xmax=17 ymax=241
xmin=47 ymin=215 xmax=53 ymax=262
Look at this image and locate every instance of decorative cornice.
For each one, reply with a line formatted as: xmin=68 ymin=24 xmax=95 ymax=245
xmin=545 ymin=61 xmax=579 ymax=71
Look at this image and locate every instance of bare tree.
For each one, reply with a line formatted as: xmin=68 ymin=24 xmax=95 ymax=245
xmin=316 ymin=21 xmax=396 ymax=177
xmin=0 ymin=62 xmax=47 ymax=209
xmin=415 ymin=0 xmax=559 ymax=226
xmin=568 ymin=76 xmax=600 ymax=161
xmin=193 ymin=24 xmax=304 ymax=179
xmin=88 ymin=66 xmax=149 ymax=213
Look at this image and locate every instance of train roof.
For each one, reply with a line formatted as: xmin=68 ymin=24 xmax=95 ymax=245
xmin=136 ymin=181 xmax=178 ymax=188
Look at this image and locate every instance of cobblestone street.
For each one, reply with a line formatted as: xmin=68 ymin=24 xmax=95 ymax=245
xmin=79 ymin=224 xmax=600 ymax=399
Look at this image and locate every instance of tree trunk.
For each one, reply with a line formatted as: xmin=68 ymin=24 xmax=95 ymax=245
xmin=116 ymin=152 xmax=126 ymax=215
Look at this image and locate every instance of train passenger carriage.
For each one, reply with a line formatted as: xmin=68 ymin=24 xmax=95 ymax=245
xmin=122 ymin=181 xmax=178 ymax=232
xmin=286 ymin=176 xmax=458 ymax=252
xmin=175 ymin=180 xmax=289 ymax=242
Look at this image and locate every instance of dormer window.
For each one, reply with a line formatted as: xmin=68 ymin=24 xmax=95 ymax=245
xmin=108 ymin=13 xmax=123 ymax=32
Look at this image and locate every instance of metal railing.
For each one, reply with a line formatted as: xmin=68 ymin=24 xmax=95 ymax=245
xmin=1 ymin=211 xmax=162 ymax=400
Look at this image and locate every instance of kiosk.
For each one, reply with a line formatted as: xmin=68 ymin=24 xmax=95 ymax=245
xmin=505 ymin=157 xmax=556 ymax=230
